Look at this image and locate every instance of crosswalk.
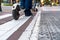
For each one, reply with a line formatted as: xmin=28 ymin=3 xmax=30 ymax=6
xmin=18 ymin=11 xmax=40 ymax=40
xmin=0 ymin=15 xmax=31 ymax=40
xmin=0 ymin=10 xmax=40 ymax=40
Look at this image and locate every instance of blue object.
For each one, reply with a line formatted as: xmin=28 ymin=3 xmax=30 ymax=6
xmin=20 ymin=0 xmax=25 ymax=8
xmin=20 ymin=0 xmax=32 ymax=10
xmin=20 ymin=0 xmax=32 ymax=16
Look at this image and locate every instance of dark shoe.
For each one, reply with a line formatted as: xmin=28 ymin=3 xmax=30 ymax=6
xmin=24 ymin=9 xmax=33 ymax=16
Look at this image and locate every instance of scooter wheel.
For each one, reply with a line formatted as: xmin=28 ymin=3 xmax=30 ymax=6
xmin=12 ymin=10 xmax=20 ymax=20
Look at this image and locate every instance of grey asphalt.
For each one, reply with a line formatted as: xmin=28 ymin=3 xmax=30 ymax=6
xmin=38 ymin=11 xmax=60 ymax=40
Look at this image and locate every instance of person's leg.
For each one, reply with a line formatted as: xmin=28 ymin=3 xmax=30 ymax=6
xmin=20 ymin=0 xmax=25 ymax=9
xmin=25 ymin=0 xmax=32 ymax=9
xmin=24 ymin=0 xmax=32 ymax=16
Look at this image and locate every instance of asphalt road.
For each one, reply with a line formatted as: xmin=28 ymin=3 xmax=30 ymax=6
xmin=38 ymin=11 xmax=60 ymax=40
xmin=0 ymin=9 xmax=37 ymax=40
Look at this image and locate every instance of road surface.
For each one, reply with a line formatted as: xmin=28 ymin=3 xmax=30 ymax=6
xmin=0 ymin=7 xmax=40 ymax=40
xmin=38 ymin=6 xmax=60 ymax=40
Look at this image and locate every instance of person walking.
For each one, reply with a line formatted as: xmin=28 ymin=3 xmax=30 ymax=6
xmin=20 ymin=0 xmax=33 ymax=16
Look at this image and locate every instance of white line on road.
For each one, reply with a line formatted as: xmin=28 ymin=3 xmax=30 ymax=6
xmin=18 ymin=11 xmax=41 ymax=40
xmin=0 ymin=14 xmax=12 ymax=19
xmin=30 ymin=11 xmax=41 ymax=40
xmin=0 ymin=15 xmax=31 ymax=40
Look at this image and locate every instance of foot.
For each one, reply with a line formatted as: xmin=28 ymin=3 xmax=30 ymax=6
xmin=24 ymin=9 xmax=33 ymax=16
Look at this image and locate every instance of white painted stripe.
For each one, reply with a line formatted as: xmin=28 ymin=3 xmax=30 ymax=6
xmin=0 ymin=14 xmax=12 ymax=19
xmin=0 ymin=15 xmax=31 ymax=40
xmin=18 ymin=11 xmax=41 ymax=40
xmin=30 ymin=11 xmax=41 ymax=40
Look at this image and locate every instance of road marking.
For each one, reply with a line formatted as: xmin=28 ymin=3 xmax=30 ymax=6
xmin=30 ymin=11 xmax=41 ymax=40
xmin=0 ymin=15 xmax=31 ymax=40
xmin=0 ymin=14 xmax=12 ymax=19
xmin=18 ymin=11 xmax=41 ymax=40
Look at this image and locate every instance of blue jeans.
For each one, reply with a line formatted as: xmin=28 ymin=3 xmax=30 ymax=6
xmin=20 ymin=0 xmax=32 ymax=10
xmin=20 ymin=0 xmax=32 ymax=16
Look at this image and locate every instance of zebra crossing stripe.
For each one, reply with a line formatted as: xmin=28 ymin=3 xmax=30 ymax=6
xmin=0 ymin=14 xmax=12 ymax=19
xmin=7 ymin=16 xmax=33 ymax=40
xmin=30 ymin=11 xmax=41 ymax=40
xmin=0 ymin=15 xmax=31 ymax=40
xmin=18 ymin=11 xmax=40 ymax=40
